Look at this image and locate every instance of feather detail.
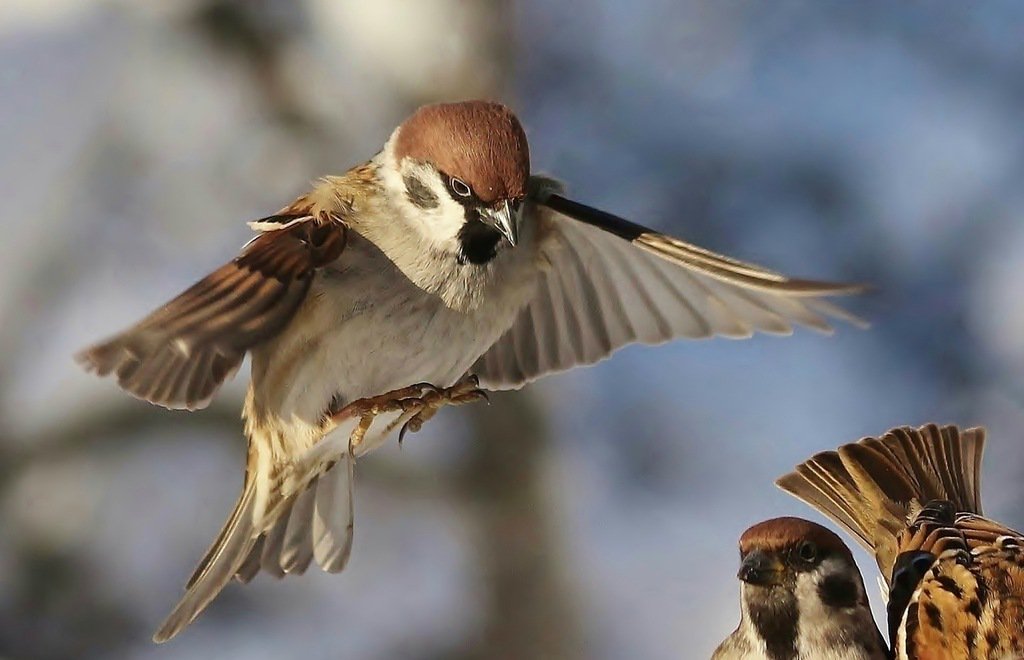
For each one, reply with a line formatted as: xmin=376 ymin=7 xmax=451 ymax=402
xmin=779 ymin=423 xmax=1024 ymax=659
xmin=153 ymin=484 xmax=259 ymax=643
xmin=777 ymin=423 xmax=986 ymax=583
xmin=541 ymin=193 xmax=866 ymax=294
xmin=475 ymin=189 xmax=865 ymax=390
xmin=247 ymin=214 xmax=314 ymax=232
xmin=75 ymin=212 xmax=347 ymax=411
xmin=312 ymin=453 xmax=355 ymax=572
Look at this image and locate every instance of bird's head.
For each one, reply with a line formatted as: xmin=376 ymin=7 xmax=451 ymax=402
xmin=731 ymin=517 xmax=884 ymax=657
xmin=381 ymin=100 xmax=530 ymax=265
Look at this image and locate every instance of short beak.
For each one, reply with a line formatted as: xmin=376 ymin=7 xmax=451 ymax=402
xmin=479 ymin=199 xmax=519 ymax=247
xmin=738 ymin=551 xmax=784 ymax=586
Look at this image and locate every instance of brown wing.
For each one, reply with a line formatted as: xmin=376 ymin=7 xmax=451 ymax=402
xmin=76 ymin=216 xmax=347 ymax=410
xmin=898 ymin=525 xmax=1024 ymax=659
xmin=776 ymin=424 xmax=986 ymax=584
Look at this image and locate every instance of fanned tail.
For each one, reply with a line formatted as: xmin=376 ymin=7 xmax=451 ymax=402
xmin=776 ymin=423 xmax=985 ymax=584
xmin=153 ymin=451 xmax=355 ymax=643
xmin=153 ymin=483 xmax=259 ymax=642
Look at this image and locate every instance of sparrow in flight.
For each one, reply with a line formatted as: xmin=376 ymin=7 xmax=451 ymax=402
xmin=778 ymin=423 xmax=1024 ymax=659
xmin=77 ymin=100 xmax=862 ymax=641
xmin=713 ymin=517 xmax=888 ymax=660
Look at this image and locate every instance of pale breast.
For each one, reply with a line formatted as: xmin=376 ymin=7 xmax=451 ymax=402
xmin=247 ymin=225 xmax=541 ymax=446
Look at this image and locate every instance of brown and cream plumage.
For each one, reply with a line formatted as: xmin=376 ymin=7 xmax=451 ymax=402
xmin=713 ymin=517 xmax=887 ymax=660
xmin=778 ymin=423 xmax=1024 ymax=659
xmin=77 ymin=100 xmax=864 ymax=642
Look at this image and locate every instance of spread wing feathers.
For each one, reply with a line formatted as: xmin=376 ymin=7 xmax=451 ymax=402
xmin=75 ymin=215 xmax=347 ymax=410
xmin=473 ymin=204 xmax=864 ymax=390
xmin=776 ymin=423 xmax=986 ymax=583
xmin=155 ymin=452 xmax=355 ymax=642
xmin=541 ymin=193 xmax=867 ymax=295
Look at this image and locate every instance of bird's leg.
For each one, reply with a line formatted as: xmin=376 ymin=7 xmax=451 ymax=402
xmin=393 ymin=374 xmax=489 ymax=444
xmin=329 ymin=375 xmax=488 ymax=454
xmin=329 ymin=384 xmax=434 ymax=454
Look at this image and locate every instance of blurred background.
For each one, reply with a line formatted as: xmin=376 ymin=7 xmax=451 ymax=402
xmin=3 ymin=1 xmax=1024 ymax=658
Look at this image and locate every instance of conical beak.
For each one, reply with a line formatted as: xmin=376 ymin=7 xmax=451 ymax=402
xmin=737 ymin=550 xmax=784 ymax=586
xmin=479 ymin=199 xmax=519 ymax=247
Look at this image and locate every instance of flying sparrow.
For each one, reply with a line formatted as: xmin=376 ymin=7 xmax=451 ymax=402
xmin=712 ymin=517 xmax=887 ymax=660
xmin=76 ymin=100 xmax=862 ymax=642
xmin=778 ymin=423 xmax=1024 ymax=659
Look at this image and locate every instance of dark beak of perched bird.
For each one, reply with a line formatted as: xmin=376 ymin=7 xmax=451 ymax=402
xmin=737 ymin=550 xmax=784 ymax=586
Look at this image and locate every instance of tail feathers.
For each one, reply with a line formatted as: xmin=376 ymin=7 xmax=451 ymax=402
xmin=280 ymin=479 xmax=318 ymax=573
xmin=154 ymin=453 xmax=356 ymax=642
xmin=153 ymin=484 xmax=259 ymax=643
xmin=776 ymin=423 xmax=986 ymax=584
xmin=236 ymin=455 xmax=355 ymax=583
xmin=312 ymin=454 xmax=355 ymax=571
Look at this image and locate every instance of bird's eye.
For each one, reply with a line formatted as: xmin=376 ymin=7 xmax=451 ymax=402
xmin=450 ymin=177 xmax=472 ymax=197
xmin=797 ymin=541 xmax=818 ymax=563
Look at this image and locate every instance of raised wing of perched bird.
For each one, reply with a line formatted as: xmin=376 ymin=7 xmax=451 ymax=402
xmin=76 ymin=100 xmax=864 ymax=642
xmin=713 ymin=517 xmax=887 ymax=660
xmin=778 ymin=423 xmax=1024 ymax=659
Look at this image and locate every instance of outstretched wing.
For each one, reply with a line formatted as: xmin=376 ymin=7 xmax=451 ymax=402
xmin=473 ymin=189 xmax=865 ymax=390
xmin=76 ymin=213 xmax=347 ymax=410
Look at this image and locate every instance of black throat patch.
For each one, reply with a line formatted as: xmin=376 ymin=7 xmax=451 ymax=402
xmin=457 ymin=210 xmax=502 ymax=265
xmin=747 ymin=589 xmax=799 ymax=660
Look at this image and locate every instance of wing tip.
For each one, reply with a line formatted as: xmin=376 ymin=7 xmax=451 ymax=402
xmin=152 ymin=628 xmax=175 ymax=645
xmin=152 ymin=610 xmax=195 ymax=644
xmin=153 ymin=609 xmax=192 ymax=644
xmin=73 ymin=339 xmax=121 ymax=376
xmin=760 ymin=279 xmax=871 ymax=298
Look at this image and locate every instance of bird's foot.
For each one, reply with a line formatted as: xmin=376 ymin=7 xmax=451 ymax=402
xmin=395 ymin=375 xmax=489 ymax=444
xmin=331 ymin=375 xmax=488 ymax=453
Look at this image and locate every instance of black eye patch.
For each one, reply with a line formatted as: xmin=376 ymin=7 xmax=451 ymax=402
xmin=404 ymin=174 xmax=439 ymax=209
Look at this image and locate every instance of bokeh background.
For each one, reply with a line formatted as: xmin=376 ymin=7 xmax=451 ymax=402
xmin=4 ymin=1 xmax=1024 ymax=658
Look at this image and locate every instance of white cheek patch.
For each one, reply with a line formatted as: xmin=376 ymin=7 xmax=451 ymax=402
xmin=790 ymin=556 xmax=864 ymax=622
xmin=388 ymin=159 xmax=468 ymax=248
xmin=793 ymin=558 xmax=878 ymax=658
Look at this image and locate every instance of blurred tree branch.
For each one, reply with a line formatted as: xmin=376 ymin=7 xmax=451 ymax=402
xmin=454 ymin=394 xmax=584 ymax=660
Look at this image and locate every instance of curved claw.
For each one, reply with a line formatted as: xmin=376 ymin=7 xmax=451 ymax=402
xmin=407 ymin=382 xmax=442 ymax=395
xmin=398 ymin=417 xmax=424 ymax=445
xmin=450 ymin=389 xmax=489 ymax=406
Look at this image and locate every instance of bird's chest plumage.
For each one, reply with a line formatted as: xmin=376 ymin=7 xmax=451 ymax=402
xmin=248 ymin=229 xmax=539 ymax=433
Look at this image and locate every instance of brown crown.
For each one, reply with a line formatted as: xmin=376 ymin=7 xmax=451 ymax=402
xmin=739 ymin=517 xmax=853 ymax=561
xmin=393 ymin=101 xmax=530 ymax=204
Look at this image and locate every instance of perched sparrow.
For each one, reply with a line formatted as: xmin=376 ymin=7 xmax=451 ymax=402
xmin=778 ymin=423 xmax=1024 ymax=659
xmin=77 ymin=100 xmax=862 ymax=642
xmin=713 ymin=517 xmax=887 ymax=660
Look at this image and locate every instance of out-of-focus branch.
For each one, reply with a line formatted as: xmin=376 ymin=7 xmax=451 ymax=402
xmin=453 ymin=393 xmax=584 ymax=660
xmin=0 ymin=400 xmax=240 ymax=490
